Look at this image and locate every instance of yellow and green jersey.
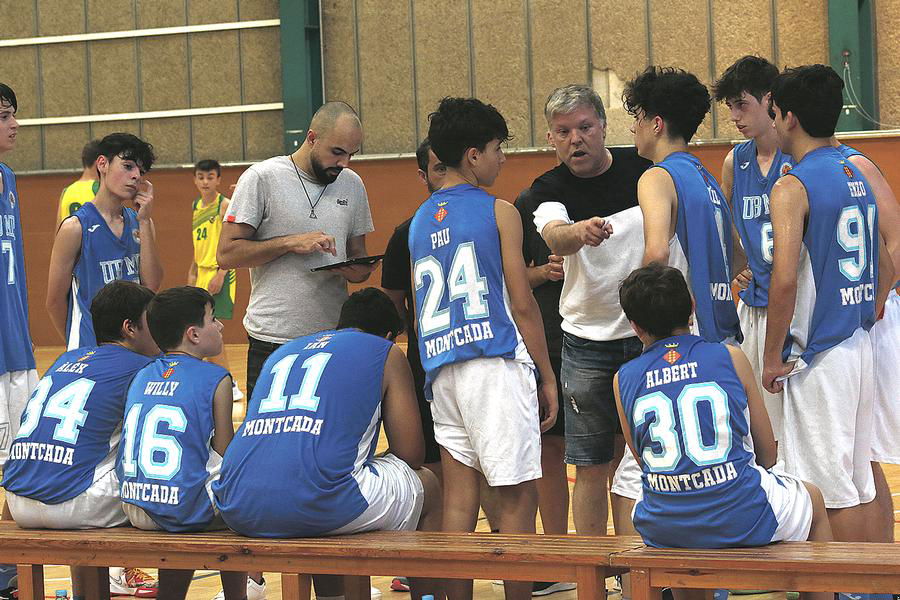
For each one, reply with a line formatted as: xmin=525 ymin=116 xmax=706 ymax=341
xmin=58 ymin=179 xmax=100 ymax=223
xmin=192 ymin=194 xmax=227 ymax=269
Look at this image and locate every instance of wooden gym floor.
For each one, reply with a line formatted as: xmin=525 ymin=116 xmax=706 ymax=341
xmin=1 ymin=344 xmax=897 ymax=600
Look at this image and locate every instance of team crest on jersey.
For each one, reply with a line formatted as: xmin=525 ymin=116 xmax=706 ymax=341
xmin=663 ymin=343 xmax=682 ymax=365
xmin=76 ymin=350 xmax=95 ymax=362
xmin=780 ymin=162 xmax=792 ymax=176
xmin=162 ymin=362 xmax=179 ymax=379
xmin=7 ymin=191 xmax=14 ymax=208
xmin=316 ymin=334 xmax=334 ymax=343
xmin=208 ymin=216 xmax=215 ymax=223
xmin=434 ymin=202 xmax=448 ymax=223
xmin=132 ymin=229 xmax=141 ymax=244
xmin=842 ymin=164 xmax=854 ymax=178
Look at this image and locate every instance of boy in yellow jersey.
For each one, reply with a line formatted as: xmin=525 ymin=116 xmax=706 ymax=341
xmin=188 ymin=159 xmax=243 ymax=402
xmin=57 ymin=139 xmax=101 ymax=225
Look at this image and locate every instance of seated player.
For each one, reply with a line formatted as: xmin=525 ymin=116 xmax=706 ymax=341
xmin=117 ymin=286 xmax=247 ymax=600
xmin=1 ymin=281 xmax=159 ymax=598
xmin=214 ymin=288 xmax=442 ymax=600
xmin=612 ymin=264 xmax=832 ymax=599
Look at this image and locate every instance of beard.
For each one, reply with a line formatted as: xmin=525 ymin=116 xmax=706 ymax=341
xmin=310 ymin=153 xmax=342 ymax=184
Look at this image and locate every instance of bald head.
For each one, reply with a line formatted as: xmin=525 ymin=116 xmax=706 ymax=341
xmin=309 ymin=101 xmax=361 ymax=137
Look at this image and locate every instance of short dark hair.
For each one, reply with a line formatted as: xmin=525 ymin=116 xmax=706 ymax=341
xmin=713 ymin=55 xmax=779 ymax=103
xmin=415 ymin=139 xmax=431 ymax=172
xmin=147 ymin=286 xmax=214 ymax=352
xmin=194 ymin=159 xmax=221 ymax=176
xmin=81 ymin=139 xmax=102 ymax=169
xmin=427 ymin=97 xmax=510 ymax=168
xmin=90 ymin=280 xmax=156 ymax=344
xmin=619 ymin=264 xmax=693 ymax=339
xmin=97 ymin=133 xmax=156 ymax=176
xmin=770 ymin=64 xmax=844 ymax=138
xmin=0 ymin=83 xmax=17 ymax=112
xmin=337 ymin=288 xmax=404 ymax=339
xmin=623 ymin=66 xmax=710 ymax=143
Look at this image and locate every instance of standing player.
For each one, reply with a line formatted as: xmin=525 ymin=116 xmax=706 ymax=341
xmin=613 ymin=264 xmax=831 ymax=600
xmin=118 ymin=286 xmax=248 ymax=600
xmin=763 ymin=64 xmax=893 ymax=542
xmin=626 ymin=66 xmax=741 ymax=345
xmin=214 ymin=288 xmax=441 ymax=600
xmin=829 ymin=137 xmax=900 ymax=544
xmin=2 ymin=281 xmax=158 ymax=598
xmin=381 ymin=139 xmax=447 ymax=481
xmin=0 ymin=82 xmax=38 ymax=598
xmin=187 ymin=159 xmax=243 ymax=402
xmin=611 ymin=67 xmax=743 ymax=537
xmin=46 ymin=133 xmax=164 ymax=350
xmin=57 ymin=139 xmax=101 ymax=225
xmin=714 ymin=55 xmax=793 ymax=444
xmin=409 ymin=98 xmax=557 ymax=600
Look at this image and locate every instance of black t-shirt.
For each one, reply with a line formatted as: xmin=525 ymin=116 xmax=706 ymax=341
xmin=522 ymin=146 xmax=651 ymax=351
xmin=515 ymin=189 xmax=564 ymax=359
xmin=528 ymin=146 xmax=652 ymax=221
xmin=380 ymin=217 xmax=425 ymax=387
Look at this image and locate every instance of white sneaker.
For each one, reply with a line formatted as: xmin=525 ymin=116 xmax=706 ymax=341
xmin=371 ymin=586 xmax=382 ymax=599
xmin=109 ymin=568 xmax=158 ymax=597
xmin=210 ymin=576 xmax=266 ymax=600
xmin=232 ymin=384 xmax=244 ymax=401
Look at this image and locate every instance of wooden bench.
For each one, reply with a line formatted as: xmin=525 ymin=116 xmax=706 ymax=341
xmin=0 ymin=522 xmax=642 ymax=600
xmin=612 ymin=542 xmax=900 ymax=599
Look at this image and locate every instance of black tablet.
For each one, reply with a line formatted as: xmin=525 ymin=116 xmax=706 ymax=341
xmin=310 ymin=254 xmax=385 ymax=272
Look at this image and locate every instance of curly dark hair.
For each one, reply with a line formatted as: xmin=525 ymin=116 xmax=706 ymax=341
xmin=623 ymin=66 xmax=710 ymax=143
xmin=713 ymin=55 xmax=779 ymax=103
xmin=427 ymin=97 xmax=509 ymax=168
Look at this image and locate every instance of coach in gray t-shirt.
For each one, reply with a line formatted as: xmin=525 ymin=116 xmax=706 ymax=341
xmin=218 ymin=102 xmax=375 ymax=396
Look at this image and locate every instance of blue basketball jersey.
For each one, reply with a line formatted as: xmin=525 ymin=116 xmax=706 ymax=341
xmin=782 ymin=146 xmax=878 ymax=366
xmin=408 ymin=184 xmax=529 ymax=393
xmin=67 ymin=202 xmax=141 ymax=350
xmin=214 ymin=330 xmax=392 ymax=537
xmin=0 ymin=163 xmax=35 ymax=374
xmin=655 ymin=153 xmax=742 ymax=343
xmin=618 ymin=334 xmax=778 ymax=548
xmin=1 ymin=345 xmax=151 ymax=504
xmin=835 ymin=143 xmax=864 ymax=160
xmin=117 ymin=355 xmax=227 ymax=532
xmin=731 ymin=141 xmax=794 ymax=307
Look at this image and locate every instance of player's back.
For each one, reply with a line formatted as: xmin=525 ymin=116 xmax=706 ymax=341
xmin=192 ymin=194 xmax=226 ymax=269
xmin=408 ymin=183 xmax=528 ymax=392
xmin=784 ymin=146 xmax=878 ymax=366
xmin=0 ymin=162 xmax=35 ymax=375
xmin=2 ymin=344 xmax=151 ymax=504
xmin=118 ymin=355 xmax=228 ymax=532
xmin=68 ymin=202 xmax=142 ymax=349
xmin=214 ymin=329 xmax=393 ymax=537
xmin=655 ymin=152 xmax=741 ymax=343
xmin=731 ymin=140 xmax=794 ymax=307
xmin=617 ymin=334 xmax=776 ymax=548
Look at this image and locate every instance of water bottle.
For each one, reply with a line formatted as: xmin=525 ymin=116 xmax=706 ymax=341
xmin=55 ymin=590 xmax=69 ymax=600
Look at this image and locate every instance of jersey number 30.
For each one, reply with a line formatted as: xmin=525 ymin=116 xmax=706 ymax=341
xmin=632 ymin=382 xmax=732 ymax=471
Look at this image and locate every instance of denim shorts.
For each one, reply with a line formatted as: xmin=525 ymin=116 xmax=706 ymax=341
xmin=561 ymin=332 xmax=643 ymax=465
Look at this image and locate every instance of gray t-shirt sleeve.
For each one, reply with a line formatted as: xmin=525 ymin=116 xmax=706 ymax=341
xmin=225 ymin=167 xmax=265 ymax=229
xmin=349 ymin=173 xmax=374 ymax=238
